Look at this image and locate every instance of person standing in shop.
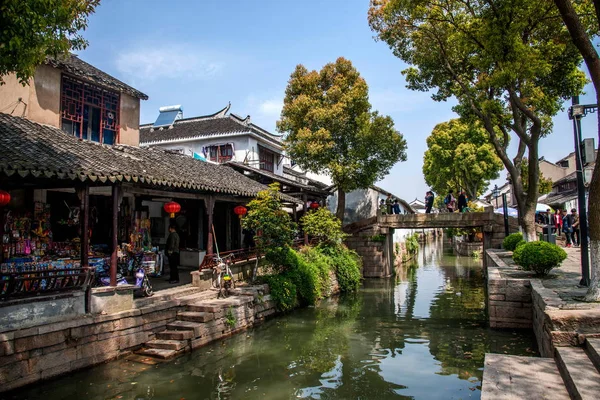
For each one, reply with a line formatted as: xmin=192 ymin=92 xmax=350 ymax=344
xmin=166 ymin=224 xmax=180 ymax=283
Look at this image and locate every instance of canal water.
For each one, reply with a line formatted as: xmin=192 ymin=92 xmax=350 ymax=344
xmin=7 ymin=239 xmax=537 ymax=400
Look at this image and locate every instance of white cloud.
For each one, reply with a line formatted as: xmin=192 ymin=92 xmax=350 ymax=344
xmin=115 ymin=45 xmax=223 ymax=82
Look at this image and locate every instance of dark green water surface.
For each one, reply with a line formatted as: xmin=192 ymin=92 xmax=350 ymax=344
xmin=6 ymin=240 xmax=537 ymax=400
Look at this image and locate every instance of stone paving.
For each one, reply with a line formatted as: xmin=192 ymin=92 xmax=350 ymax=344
xmin=498 ymin=246 xmax=600 ymax=310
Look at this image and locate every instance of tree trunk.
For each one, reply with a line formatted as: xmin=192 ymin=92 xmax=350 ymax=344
xmin=336 ymin=187 xmax=346 ymax=222
xmin=554 ymin=0 xmax=600 ymax=300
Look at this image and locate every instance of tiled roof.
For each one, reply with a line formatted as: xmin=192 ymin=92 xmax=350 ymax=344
xmin=544 ymin=189 xmax=578 ymax=206
xmin=139 ymin=109 xmax=282 ymax=146
xmin=46 ymin=54 xmax=148 ymax=100
xmin=227 ymin=162 xmax=330 ymax=196
xmin=0 ymin=113 xmax=300 ymax=203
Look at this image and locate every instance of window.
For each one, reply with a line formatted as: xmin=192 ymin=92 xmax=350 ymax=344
xmin=207 ymin=144 xmax=234 ymax=163
xmin=60 ymin=75 xmax=120 ymax=144
xmin=259 ymin=145 xmax=275 ymax=172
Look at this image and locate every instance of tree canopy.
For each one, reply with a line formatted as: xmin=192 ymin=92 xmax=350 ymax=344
xmin=0 ymin=0 xmax=99 ymax=85
xmin=369 ymin=0 xmax=587 ymax=240
xmin=277 ymin=57 xmax=407 ymax=220
xmin=520 ymin=158 xmax=553 ymax=196
xmin=423 ymin=119 xmax=502 ymax=199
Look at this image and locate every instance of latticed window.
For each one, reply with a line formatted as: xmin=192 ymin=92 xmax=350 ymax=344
xmin=60 ymin=75 xmax=120 ymax=144
xmin=207 ymin=144 xmax=234 ymax=163
xmin=259 ymin=145 xmax=275 ymax=173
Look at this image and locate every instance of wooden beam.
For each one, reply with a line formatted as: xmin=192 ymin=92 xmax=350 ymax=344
xmin=110 ymin=185 xmax=120 ymax=286
xmin=78 ymin=185 xmax=90 ymax=268
xmin=205 ymin=195 xmax=215 ymax=255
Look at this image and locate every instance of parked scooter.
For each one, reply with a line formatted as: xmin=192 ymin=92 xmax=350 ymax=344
xmin=94 ymin=253 xmax=153 ymax=297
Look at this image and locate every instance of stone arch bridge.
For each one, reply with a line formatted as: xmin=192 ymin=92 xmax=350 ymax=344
xmin=343 ymin=211 xmax=520 ymax=278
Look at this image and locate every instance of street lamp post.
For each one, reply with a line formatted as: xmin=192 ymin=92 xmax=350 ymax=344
xmin=568 ymin=96 xmax=595 ymax=287
xmin=492 ymin=185 xmax=500 ymax=209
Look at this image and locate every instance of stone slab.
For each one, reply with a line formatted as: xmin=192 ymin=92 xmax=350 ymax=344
xmin=481 ymin=353 xmax=569 ymax=400
xmin=556 ymin=346 xmax=600 ymax=400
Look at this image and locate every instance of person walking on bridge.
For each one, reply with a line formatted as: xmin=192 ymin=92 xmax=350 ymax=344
xmin=444 ymin=190 xmax=456 ymax=213
xmin=425 ymin=191 xmax=434 ymax=214
xmin=457 ymin=190 xmax=468 ymax=213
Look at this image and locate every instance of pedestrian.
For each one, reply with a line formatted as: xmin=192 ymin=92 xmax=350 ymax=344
xmin=571 ymin=208 xmax=580 ymax=247
xmin=392 ymin=199 xmax=401 ymax=214
xmin=385 ymin=194 xmax=393 ymax=215
xmin=545 ymin=209 xmax=552 ymax=225
xmin=554 ymin=209 xmax=563 ymax=237
xmin=425 ymin=191 xmax=434 ymax=214
xmin=457 ymin=190 xmax=468 ymax=213
xmin=379 ymin=199 xmax=388 ymax=215
xmin=561 ymin=209 xmax=573 ymax=248
xmin=444 ymin=190 xmax=456 ymax=213
xmin=166 ymin=224 xmax=180 ymax=283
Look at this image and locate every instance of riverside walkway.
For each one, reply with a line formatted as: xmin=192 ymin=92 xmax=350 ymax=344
xmin=482 ymin=248 xmax=600 ymax=399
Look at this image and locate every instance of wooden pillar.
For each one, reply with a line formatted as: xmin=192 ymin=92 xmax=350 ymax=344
xmin=0 ymin=205 xmax=5 ymax=263
xmin=205 ymin=195 xmax=215 ymax=255
xmin=292 ymin=204 xmax=298 ymax=223
xmin=110 ymin=185 xmax=120 ymax=286
xmin=78 ymin=185 xmax=90 ymax=268
xmin=302 ymin=194 xmax=308 ymax=245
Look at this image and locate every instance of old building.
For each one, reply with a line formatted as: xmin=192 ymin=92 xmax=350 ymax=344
xmin=0 ymin=54 xmax=148 ymax=146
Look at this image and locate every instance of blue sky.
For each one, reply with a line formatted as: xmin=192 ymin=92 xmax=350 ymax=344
xmin=77 ymin=0 xmax=598 ymax=202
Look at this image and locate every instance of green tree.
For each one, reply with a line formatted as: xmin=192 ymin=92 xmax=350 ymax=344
xmin=520 ymin=158 xmax=553 ymax=195
xmin=300 ymin=207 xmax=347 ymax=246
xmin=552 ymin=1 xmax=600 ymax=299
xmin=242 ymin=183 xmax=297 ymax=279
xmin=423 ymin=119 xmax=502 ymax=200
xmin=369 ymin=0 xmax=587 ymax=240
xmin=277 ymin=57 xmax=408 ymax=220
xmin=0 ymin=0 xmax=99 ymax=85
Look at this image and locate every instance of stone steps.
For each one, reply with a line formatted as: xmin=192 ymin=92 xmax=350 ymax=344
xmin=145 ymin=339 xmax=187 ymax=351
xmin=156 ymin=330 xmax=194 ymax=341
xmin=166 ymin=320 xmax=204 ymax=336
xmin=481 ymin=353 xmax=570 ymax=400
xmin=177 ymin=311 xmax=214 ymax=323
xmin=135 ymin=347 xmax=179 ymax=360
xmin=482 ymin=338 xmax=600 ymax=400
xmin=585 ymin=338 xmax=600 ymax=370
xmin=556 ymin=346 xmax=600 ymax=400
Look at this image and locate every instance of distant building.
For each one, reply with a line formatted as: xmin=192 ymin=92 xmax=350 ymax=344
xmin=408 ymin=198 xmax=426 ymax=214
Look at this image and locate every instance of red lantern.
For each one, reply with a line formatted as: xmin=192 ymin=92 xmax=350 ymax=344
xmin=163 ymin=201 xmax=181 ymax=218
xmin=0 ymin=190 xmax=10 ymax=207
xmin=234 ymin=205 xmax=247 ymax=219
xmin=310 ymin=201 xmax=319 ymax=209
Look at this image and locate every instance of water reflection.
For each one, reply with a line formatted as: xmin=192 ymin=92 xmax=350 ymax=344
xmin=8 ymin=239 xmax=536 ymax=400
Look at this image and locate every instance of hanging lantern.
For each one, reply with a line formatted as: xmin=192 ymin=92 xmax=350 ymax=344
xmin=163 ymin=201 xmax=181 ymax=218
xmin=0 ymin=190 xmax=10 ymax=207
xmin=310 ymin=201 xmax=319 ymax=209
xmin=233 ymin=205 xmax=247 ymax=219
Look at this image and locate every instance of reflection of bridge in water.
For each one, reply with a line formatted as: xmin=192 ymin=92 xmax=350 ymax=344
xmin=344 ymin=211 xmax=520 ymax=278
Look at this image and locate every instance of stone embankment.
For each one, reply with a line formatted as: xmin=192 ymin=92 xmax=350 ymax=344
xmin=482 ymin=248 xmax=600 ymax=399
xmin=0 ymin=284 xmax=276 ymax=393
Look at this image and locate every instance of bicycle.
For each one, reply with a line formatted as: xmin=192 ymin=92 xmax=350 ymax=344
xmin=212 ymin=254 xmax=235 ymax=298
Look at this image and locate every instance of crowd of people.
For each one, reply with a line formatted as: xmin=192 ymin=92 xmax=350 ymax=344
xmin=537 ymin=208 xmax=580 ymax=248
xmin=379 ymin=194 xmax=404 ymax=215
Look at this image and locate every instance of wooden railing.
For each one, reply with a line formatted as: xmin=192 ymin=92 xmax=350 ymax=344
xmin=199 ymin=239 xmax=314 ymax=270
xmin=0 ymin=267 xmax=93 ymax=300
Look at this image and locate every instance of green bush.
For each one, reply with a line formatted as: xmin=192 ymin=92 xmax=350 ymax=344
xmin=319 ymin=245 xmax=362 ymax=292
xmin=503 ymin=233 xmax=525 ymax=251
xmin=263 ymin=274 xmax=298 ymax=312
xmin=512 ymin=241 xmax=567 ymax=276
xmin=300 ymin=208 xmax=347 ymax=245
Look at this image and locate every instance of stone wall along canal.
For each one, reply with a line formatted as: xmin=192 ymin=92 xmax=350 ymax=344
xmin=6 ymin=239 xmax=537 ymax=400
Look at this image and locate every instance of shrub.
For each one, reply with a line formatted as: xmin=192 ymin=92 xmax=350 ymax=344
xmin=300 ymin=207 xmax=347 ymax=245
xmin=512 ymin=241 xmax=567 ymax=276
xmin=263 ymin=274 xmax=298 ymax=312
xmin=405 ymin=233 xmax=420 ymax=255
xmin=503 ymin=232 xmax=525 ymax=251
xmin=320 ymin=245 xmax=362 ymax=292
